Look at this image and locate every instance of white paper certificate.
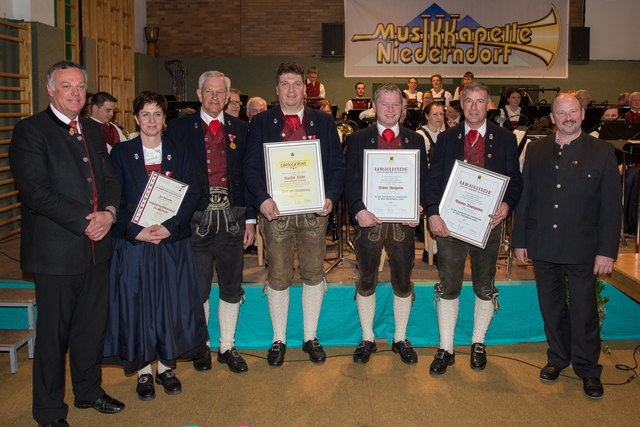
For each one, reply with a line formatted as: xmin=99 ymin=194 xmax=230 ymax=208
xmin=438 ymin=160 xmax=509 ymax=248
xmin=263 ymin=140 xmax=325 ymax=215
xmin=362 ymin=149 xmax=420 ymax=222
xmin=131 ymin=171 xmax=189 ymax=227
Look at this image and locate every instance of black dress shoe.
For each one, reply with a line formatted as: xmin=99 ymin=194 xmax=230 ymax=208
xmin=136 ymin=374 xmax=155 ymax=401
xmin=352 ymin=340 xmax=377 ymax=364
xmin=74 ymin=393 xmax=125 ymax=414
xmin=155 ymin=370 xmax=182 ymax=395
xmin=470 ymin=342 xmax=487 ymax=370
xmin=392 ymin=339 xmax=418 ymax=364
xmin=303 ymin=338 xmax=327 ymax=363
xmin=267 ymin=341 xmax=286 ymax=367
xmin=421 ymin=250 xmax=439 ymax=266
xmin=583 ymin=377 xmax=604 ymax=399
xmin=429 ymin=349 xmax=455 ymax=375
xmin=193 ymin=352 xmax=212 ymax=371
xmin=38 ymin=419 xmax=69 ymax=427
xmin=539 ymin=362 xmax=562 ymax=382
xmin=217 ymin=348 xmax=248 ymax=373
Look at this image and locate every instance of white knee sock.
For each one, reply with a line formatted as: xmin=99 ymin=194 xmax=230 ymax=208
xmin=218 ymin=300 xmax=240 ymax=353
xmin=138 ymin=364 xmax=152 ymax=377
xmin=157 ymin=360 xmax=170 ymax=374
xmin=472 ymin=296 xmax=494 ymax=344
xmin=356 ymin=293 xmax=376 ymax=342
xmin=393 ymin=294 xmax=412 ymax=343
xmin=302 ymin=280 xmax=326 ymax=342
xmin=267 ymin=286 xmax=289 ymax=344
xmin=437 ymin=297 xmax=459 ymax=353
xmin=203 ymin=299 xmax=210 ymax=348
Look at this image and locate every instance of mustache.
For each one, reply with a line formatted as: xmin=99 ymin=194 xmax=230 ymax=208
xmin=562 ymin=119 xmax=577 ymax=125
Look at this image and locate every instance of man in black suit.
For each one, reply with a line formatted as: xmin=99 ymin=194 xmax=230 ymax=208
xmin=9 ymin=61 xmax=124 ymax=426
xmin=165 ymin=70 xmax=254 ymax=374
xmin=344 ymin=83 xmax=428 ymax=364
xmin=513 ymin=93 xmax=622 ymax=399
xmin=425 ymin=82 xmax=522 ymax=375
xmin=244 ymin=62 xmax=345 ymax=366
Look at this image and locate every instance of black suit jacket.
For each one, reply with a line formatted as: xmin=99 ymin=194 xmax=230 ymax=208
xmin=512 ymin=133 xmax=621 ymax=264
xmin=345 ymin=125 xmax=428 ymax=221
xmin=9 ymin=107 xmax=121 ymax=275
xmin=244 ymin=106 xmax=345 ymax=210
xmin=425 ymin=120 xmax=523 ymax=218
xmin=165 ymin=110 xmax=255 ymax=219
xmin=109 ymin=135 xmax=200 ymax=243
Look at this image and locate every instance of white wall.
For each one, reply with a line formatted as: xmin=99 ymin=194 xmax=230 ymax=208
xmin=586 ymin=0 xmax=640 ymax=60
xmin=134 ymin=0 xmax=147 ymax=54
xmin=0 ymin=0 xmax=54 ymax=26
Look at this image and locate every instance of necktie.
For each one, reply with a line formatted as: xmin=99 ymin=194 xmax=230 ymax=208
xmin=468 ymin=129 xmax=479 ymax=145
xmin=209 ymin=120 xmax=220 ymax=136
xmin=285 ymin=115 xmax=300 ymax=132
xmin=382 ymin=128 xmax=395 ymax=144
xmin=69 ymin=120 xmax=79 ymax=134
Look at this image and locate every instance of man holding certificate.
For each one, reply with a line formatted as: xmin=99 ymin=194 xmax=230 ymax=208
xmin=345 ymin=83 xmax=428 ymax=365
xmin=244 ymin=62 xmax=345 ymax=366
xmin=165 ymin=71 xmax=255 ymax=374
xmin=425 ymin=82 xmax=522 ymax=374
xmin=513 ymin=93 xmax=621 ymax=399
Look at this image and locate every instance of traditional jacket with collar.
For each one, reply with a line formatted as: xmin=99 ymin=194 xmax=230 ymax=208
xmin=9 ymin=107 xmax=121 ymax=275
xmin=165 ymin=110 xmax=254 ymax=219
xmin=344 ymin=124 xmax=428 ymax=221
xmin=425 ymin=120 xmax=523 ymax=218
xmin=109 ymin=135 xmax=200 ymax=243
xmin=244 ymin=105 xmax=345 ymax=211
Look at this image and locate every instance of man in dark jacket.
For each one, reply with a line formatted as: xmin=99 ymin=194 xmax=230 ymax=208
xmin=513 ymin=93 xmax=622 ymax=399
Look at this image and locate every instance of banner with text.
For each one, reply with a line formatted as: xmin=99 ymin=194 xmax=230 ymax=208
xmin=344 ymin=0 xmax=568 ymax=78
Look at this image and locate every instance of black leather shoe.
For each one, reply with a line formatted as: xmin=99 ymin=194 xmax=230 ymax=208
xmin=303 ymin=338 xmax=327 ymax=363
xmin=353 ymin=340 xmax=377 ymax=364
xmin=193 ymin=352 xmax=212 ymax=371
xmin=392 ymin=340 xmax=418 ymax=364
xmin=421 ymin=250 xmax=439 ymax=266
xmin=155 ymin=370 xmax=182 ymax=395
xmin=470 ymin=343 xmax=487 ymax=370
xmin=136 ymin=374 xmax=155 ymax=401
xmin=267 ymin=341 xmax=286 ymax=367
xmin=430 ymin=349 xmax=455 ymax=375
xmin=583 ymin=377 xmax=604 ymax=399
xmin=217 ymin=348 xmax=248 ymax=373
xmin=74 ymin=393 xmax=125 ymax=414
xmin=38 ymin=419 xmax=69 ymax=427
xmin=539 ymin=362 xmax=562 ymax=382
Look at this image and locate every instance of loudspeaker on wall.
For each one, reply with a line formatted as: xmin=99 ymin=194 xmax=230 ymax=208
xmin=322 ymin=23 xmax=344 ymax=57
xmin=570 ymin=27 xmax=590 ymax=61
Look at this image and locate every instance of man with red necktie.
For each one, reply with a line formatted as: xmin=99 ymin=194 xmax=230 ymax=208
xmin=165 ymin=70 xmax=255 ymax=375
xmin=10 ymin=60 xmax=124 ymax=426
xmin=344 ymin=83 xmax=428 ymax=365
xmin=89 ymin=91 xmax=127 ymax=151
xmin=425 ymin=82 xmax=522 ymax=375
xmin=244 ymin=62 xmax=344 ymax=367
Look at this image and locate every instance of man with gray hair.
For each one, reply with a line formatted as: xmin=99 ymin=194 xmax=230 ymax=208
xmin=345 ymin=83 xmax=428 ymax=364
xmin=425 ymin=82 xmax=522 ymax=375
xmin=166 ymin=70 xmax=255 ymax=374
xmin=10 ymin=60 xmax=124 ymax=425
xmin=246 ymin=96 xmax=267 ymax=121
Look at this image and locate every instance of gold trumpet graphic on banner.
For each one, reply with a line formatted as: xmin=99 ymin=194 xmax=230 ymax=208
xmin=510 ymin=5 xmax=561 ymax=68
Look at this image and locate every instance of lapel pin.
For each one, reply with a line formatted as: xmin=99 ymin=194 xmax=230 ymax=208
xmin=134 ymin=153 xmax=139 ymax=160
xmin=167 ymin=154 xmax=172 ymax=161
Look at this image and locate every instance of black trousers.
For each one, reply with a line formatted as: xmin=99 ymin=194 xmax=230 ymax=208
xmin=532 ymin=259 xmax=602 ymax=379
xmin=32 ymin=261 xmax=110 ymax=424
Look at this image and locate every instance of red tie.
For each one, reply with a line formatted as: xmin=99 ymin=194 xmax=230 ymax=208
xmin=209 ymin=120 xmax=220 ymax=136
xmin=382 ymin=128 xmax=395 ymax=144
xmin=69 ymin=120 xmax=79 ymax=134
xmin=285 ymin=115 xmax=300 ymax=132
xmin=468 ymin=129 xmax=479 ymax=145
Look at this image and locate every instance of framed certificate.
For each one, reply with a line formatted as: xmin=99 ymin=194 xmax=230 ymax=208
xmin=263 ymin=139 xmax=325 ymax=215
xmin=362 ymin=149 xmax=420 ymax=223
xmin=132 ymin=171 xmax=189 ymax=227
xmin=438 ymin=160 xmax=509 ymax=248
